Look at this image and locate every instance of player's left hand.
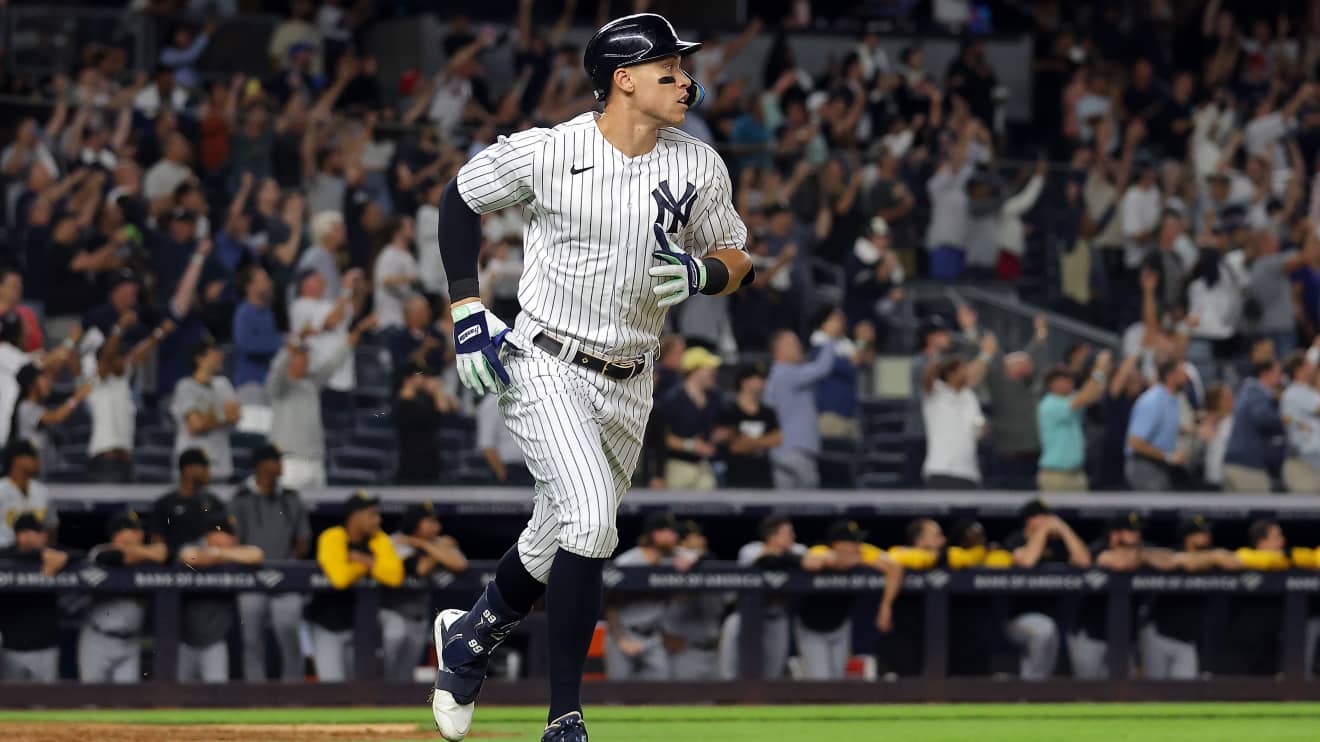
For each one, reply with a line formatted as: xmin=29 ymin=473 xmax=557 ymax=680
xmin=648 ymin=223 xmax=704 ymax=308
xmin=451 ymin=300 xmax=511 ymax=395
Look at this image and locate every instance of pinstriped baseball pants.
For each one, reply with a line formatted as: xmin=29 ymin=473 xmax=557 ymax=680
xmin=497 ymin=341 xmax=652 ymax=581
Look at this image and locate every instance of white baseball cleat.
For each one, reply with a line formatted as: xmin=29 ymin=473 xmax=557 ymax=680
xmin=433 ymin=609 xmax=475 ymax=741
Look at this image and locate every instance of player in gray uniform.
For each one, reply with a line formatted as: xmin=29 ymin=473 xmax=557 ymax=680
xmin=0 ymin=513 xmax=68 ymax=681
xmin=605 ymin=512 xmax=697 ymax=679
xmin=79 ymin=510 xmax=167 ymax=683
xmin=662 ymin=521 xmax=723 ymax=680
xmin=718 ymin=515 xmax=823 ymax=680
xmin=382 ymin=502 xmax=468 ymax=683
xmin=175 ymin=514 xmax=264 ymax=682
xmin=429 ymin=12 xmax=750 ymax=742
xmin=230 ymin=444 xmax=312 ymax=682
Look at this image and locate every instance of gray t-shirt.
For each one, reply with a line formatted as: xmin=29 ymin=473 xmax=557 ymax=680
xmin=228 ymin=481 xmax=311 ymax=560
xmin=15 ymin=399 xmax=52 ymax=472
xmin=1245 ymin=252 xmax=1295 ymax=332
xmin=0 ymin=476 xmax=55 ymax=548
xmin=372 ymin=246 xmax=419 ymax=330
xmin=170 ymin=376 xmax=237 ymax=478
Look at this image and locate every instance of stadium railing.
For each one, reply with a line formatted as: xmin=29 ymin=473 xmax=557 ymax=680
xmin=1 ymin=560 xmax=1315 ymax=685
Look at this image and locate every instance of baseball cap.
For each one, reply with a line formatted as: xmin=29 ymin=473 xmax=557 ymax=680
xmin=109 ymin=269 xmax=141 ymax=289
xmin=680 ymin=347 xmax=721 ymax=373
xmin=1177 ymin=514 xmax=1213 ymax=540
xmin=178 ymin=447 xmax=210 ymax=470
xmin=642 ymin=511 xmax=680 ymax=535
xmin=679 ymin=519 xmax=702 ymax=538
xmin=252 ymin=443 xmax=283 ymax=466
xmin=826 ymin=519 xmax=868 ymax=543
xmin=868 ymin=216 xmax=889 ymax=238
xmin=734 ymin=362 xmax=767 ymax=389
xmin=1106 ymin=511 xmax=1144 ymax=534
xmin=1019 ymin=498 xmax=1052 ymax=521
xmin=344 ymin=489 xmax=381 ymax=514
xmin=106 ymin=509 xmax=143 ymax=537
xmin=400 ymin=501 xmax=438 ymax=535
xmin=205 ymin=513 xmax=237 ymax=535
xmin=12 ymin=512 xmax=43 ymax=534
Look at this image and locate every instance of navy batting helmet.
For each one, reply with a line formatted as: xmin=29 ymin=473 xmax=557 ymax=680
xmin=583 ymin=13 xmax=701 ymax=102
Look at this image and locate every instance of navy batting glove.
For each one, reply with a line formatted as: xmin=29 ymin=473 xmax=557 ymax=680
xmin=648 ymin=223 xmax=705 ymax=308
xmin=452 ymin=301 xmax=510 ymax=394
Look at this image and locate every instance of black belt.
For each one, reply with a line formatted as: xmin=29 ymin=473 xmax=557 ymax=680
xmin=533 ymin=332 xmax=647 ymax=381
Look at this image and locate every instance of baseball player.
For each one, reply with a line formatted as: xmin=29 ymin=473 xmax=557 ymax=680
xmin=428 ymin=13 xmax=750 ymax=742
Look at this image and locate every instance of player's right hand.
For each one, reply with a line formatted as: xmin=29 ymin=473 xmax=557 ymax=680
xmin=451 ymin=300 xmax=510 ymax=395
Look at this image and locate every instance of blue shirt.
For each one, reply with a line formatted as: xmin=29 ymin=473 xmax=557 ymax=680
xmin=1125 ymin=384 xmax=1181 ymax=458
xmin=1224 ymin=378 xmax=1286 ymax=470
xmin=1038 ymin=393 xmax=1084 ymax=470
xmin=764 ymin=343 xmax=836 ymax=456
xmin=231 ymin=301 xmax=284 ymax=387
xmin=814 ymin=347 xmax=859 ymax=419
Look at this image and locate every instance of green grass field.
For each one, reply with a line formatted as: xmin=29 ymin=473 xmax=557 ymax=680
xmin=3 ymin=703 xmax=1320 ymax=741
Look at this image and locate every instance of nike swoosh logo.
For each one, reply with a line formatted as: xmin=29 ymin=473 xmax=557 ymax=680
xmin=571 ymin=165 xmax=594 ymax=175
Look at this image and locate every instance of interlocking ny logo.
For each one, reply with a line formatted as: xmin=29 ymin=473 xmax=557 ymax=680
xmin=762 ymin=571 xmax=789 ymax=589
xmin=602 ymin=568 xmax=625 ymax=588
xmin=1240 ymin=572 xmax=1263 ymax=591
xmin=79 ymin=566 xmax=109 ymax=587
xmin=652 ymin=180 xmax=698 ymax=234
xmin=925 ymin=569 xmax=950 ymax=590
xmin=1084 ymin=570 xmax=1109 ymax=590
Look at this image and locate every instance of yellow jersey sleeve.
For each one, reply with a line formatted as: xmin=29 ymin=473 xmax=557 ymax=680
xmin=887 ymin=546 xmax=938 ymax=570
xmin=947 ymin=545 xmax=987 ymax=569
xmin=982 ymin=549 xmax=1016 ymax=569
xmin=317 ymin=527 xmax=368 ymax=589
xmin=1234 ymin=548 xmax=1292 ymax=571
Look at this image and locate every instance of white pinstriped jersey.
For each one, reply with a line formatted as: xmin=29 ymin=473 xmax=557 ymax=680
xmin=455 ymin=111 xmax=748 ymax=358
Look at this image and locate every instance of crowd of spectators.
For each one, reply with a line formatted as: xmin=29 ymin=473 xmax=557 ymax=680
xmin=8 ymin=2 xmax=1320 ymax=498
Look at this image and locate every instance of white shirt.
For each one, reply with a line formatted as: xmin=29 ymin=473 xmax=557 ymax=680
xmin=289 ymin=297 xmax=353 ymax=391
xmin=1187 ymin=271 xmax=1243 ymax=340
xmin=921 ymin=380 xmax=983 ymax=482
xmin=1244 ymin=111 xmax=1290 ymax=170
xmin=88 ymin=373 xmax=136 ymax=456
xmin=428 ymin=75 xmax=473 ymax=139
xmin=455 ymin=112 xmax=747 ymax=358
xmin=372 ymin=245 xmax=419 ymax=330
xmin=0 ymin=343 xmax=33 ymax=444
xmin=0 ymin=476 xmax=54 ymax=548
xmin=924 ymin=162 xmax=972 ymax=249
xmin=415 ymin=204 xmax=447 ymax=296
xmin=1205 ymin=416 xmax=1232 ymax=485
xmin=1120 ymin=183 xmax=1161 ymax=265
xmin=1281 ymin=382 xmax=1320 ymax=466
xmin=132 ymin=84 xmax=189 ymax=119
xmin=996 ymin=174 xmax=1044 ymax=256
xmin=143 ymin=159 xmax=194 ymax=201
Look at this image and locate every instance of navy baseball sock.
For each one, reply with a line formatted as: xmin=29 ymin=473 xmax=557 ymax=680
xmin=545 ymin=548 xmax=605 ymax=723
xmin=494 ymin=546 xmax=547 ymax=615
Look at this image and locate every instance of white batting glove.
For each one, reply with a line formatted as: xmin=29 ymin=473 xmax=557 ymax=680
xmin=648 ymin=224 xmax=705 ymax=308
xmin=451 ymin=301 xmax=510 ymax=395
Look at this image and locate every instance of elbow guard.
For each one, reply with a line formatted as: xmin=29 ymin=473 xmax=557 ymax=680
xmin=439 ymin=179 xmax=483 ymax=301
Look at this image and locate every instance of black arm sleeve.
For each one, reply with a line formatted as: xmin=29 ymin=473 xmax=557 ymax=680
xmin=439 ymin=178 xmax=484 ymax=301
